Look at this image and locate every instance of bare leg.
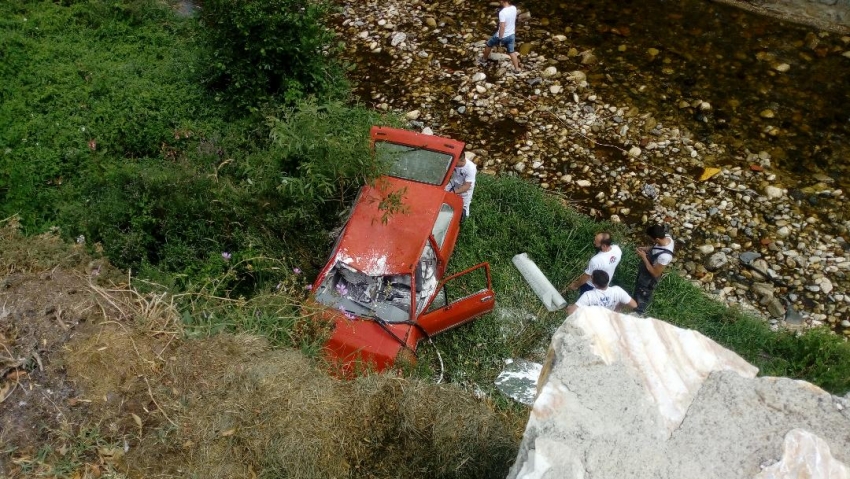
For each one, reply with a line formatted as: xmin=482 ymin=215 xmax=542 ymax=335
xmin=483 ymin=45 xmax=492 ymax=60
xmin=510 ymin=52 xmax=521 ymax=71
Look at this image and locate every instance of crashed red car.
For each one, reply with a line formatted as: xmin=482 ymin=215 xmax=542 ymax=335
xmin=310 ymin=126 xmax=496 ymax=373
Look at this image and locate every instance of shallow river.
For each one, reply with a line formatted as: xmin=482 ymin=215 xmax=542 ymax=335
xmin=509 ymin=0 xmax=850 ymax=187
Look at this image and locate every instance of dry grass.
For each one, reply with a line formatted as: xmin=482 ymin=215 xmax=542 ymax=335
xmin=63 ymin=329 xmax=518 ymax=478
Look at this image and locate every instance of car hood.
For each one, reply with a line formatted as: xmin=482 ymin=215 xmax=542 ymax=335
xmin=332 ymin=176 xmax=452 ymax=276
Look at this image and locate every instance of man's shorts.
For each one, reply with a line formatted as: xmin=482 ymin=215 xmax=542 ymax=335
xmin=486 ymin=34 xmax=516 ymax=53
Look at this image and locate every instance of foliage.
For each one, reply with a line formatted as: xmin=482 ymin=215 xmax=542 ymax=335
xmin=0 ymin=0 xmax=221 ymax=231
xmin=201 ymin=0 xmax=347 ymax=111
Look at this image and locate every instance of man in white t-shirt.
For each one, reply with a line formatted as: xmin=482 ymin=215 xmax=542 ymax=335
xmin=633 ymin=224 xmax=675 ymax=314
xmin=445 ymin=152 xmax=477 ymax=220
xmin=480 ymin=0 xmax=521 ymax=71
xmin=567 ymin=270 xmax=637 ymax=315
xmin=567 ymin=232 xmax=622 ymax=296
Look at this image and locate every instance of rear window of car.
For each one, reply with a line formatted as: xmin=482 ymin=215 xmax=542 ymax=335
xmin=376 ymin=141 xmax=453 ymax=186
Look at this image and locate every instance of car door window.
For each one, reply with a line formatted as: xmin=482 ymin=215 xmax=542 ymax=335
xmin=431 ymin=203 xmax=454 ymax=249
xmin=376 ymin=141 xmax=453 ymax=186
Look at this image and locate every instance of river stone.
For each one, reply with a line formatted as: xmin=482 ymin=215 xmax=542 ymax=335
xmin=751 ymin=259 xmax=770 ymax=277
xmin=580 ymin=52 xmax=598 ymax=65
xmin=519 ymin=43 xmax=533 ymax=56
xmin=766 ymin=298 xmax=786 ymax=317
xmin=739 ymin=251 xmax=761 ymax=264
xmin=706 ymin=252 xmax=729 ymax=271
xmin=405 ymin=110 xmax=421 ymax=120
xmin=785 ymin=306 xmax=804 ymax=325
xmin=751 ymin=282 xmax=775 ymax=298
xmin=542 ymin=66 xmax=558 ymax=78
xmin=425 ymin=17 xmax=437 ymax=28
xmin=698 ymin=244 xmax=715 ymax=255
xmin=628 ymin=146 xmax=642 ymax=158
xmin=777 ymin=226 xmax=791 ymax=238
xmin=760 ymin=109 xmax=776 ymax=119
xmin=775 ymin=63 xmax=791 ymax=72
xmin=550 ymin=85 xmax=562 ymax=94
xmin=820 ymin=278 xmax=834 ymax=295
xmin=472 ymin=72 xmax=486 ymax=82
xmin=568 ymin=70 xmax=587 ymax=83
xmin=391 ymin=31 xmax=407 ymax=46
xmin=765 ymin=185 xmax=784 ymax=199
xmin=576 ymin=179 xmax=591 ymax=187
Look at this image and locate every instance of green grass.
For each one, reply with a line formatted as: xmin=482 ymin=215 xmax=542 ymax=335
xmin=414 ymin=175 xmax=850 ymax=396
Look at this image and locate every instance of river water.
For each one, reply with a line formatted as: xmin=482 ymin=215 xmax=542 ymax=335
xmin=526 ymin=0 xmax=850 ymax=188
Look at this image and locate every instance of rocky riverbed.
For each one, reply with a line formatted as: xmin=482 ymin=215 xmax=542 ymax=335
xmin=332 ymin=0 xmax=850 ymax=336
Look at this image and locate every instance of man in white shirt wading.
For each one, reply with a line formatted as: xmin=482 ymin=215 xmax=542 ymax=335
xmin=445 ymin=153 xmax=477 ymax=222
xmin=566 ymin=232 xmax=622 ymax=296
xmin=567 ymin=270 xmax=637 ymax=315
xmin=633 ymin=224 xmax=676 ymax=314
xmin=480 ymin=0 xmax=521 ymax=71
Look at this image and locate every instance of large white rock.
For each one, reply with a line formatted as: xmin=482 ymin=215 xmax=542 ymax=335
xmin=509 ymin=307 xmax=850 ymax=479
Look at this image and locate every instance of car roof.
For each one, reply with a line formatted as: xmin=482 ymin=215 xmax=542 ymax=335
xmin=332 ymin=176 xmax=458 ymax=276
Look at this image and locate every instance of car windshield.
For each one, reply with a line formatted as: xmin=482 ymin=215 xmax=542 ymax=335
xmin=376 ymin=141 xmax=453 ymax=186
xmin=314 ymin=263 xmax=414 ymax=323
xmin=314 ymin=245 xmax=439 ymax=323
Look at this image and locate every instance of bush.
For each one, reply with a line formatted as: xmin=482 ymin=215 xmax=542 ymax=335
xmin=0 ymin=0 xmax=221 ymax=231
xmin=201 ymin=0 xmax=347 ymax=111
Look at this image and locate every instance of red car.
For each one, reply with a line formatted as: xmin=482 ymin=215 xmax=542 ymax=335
xmin=310 ymin=126 xmax=496 ymax=373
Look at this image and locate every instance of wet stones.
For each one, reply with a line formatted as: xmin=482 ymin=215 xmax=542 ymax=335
xmin=706 ymin=252 xmax=729 ymax=271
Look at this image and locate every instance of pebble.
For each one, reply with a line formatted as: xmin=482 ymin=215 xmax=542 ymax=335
xmin=542 ymin=66 xmax=558 ymax=78
xmin=706 ymin=252 xmax=729 ymax=271
xmin=765 ymin=185 xmax=784 ymax=199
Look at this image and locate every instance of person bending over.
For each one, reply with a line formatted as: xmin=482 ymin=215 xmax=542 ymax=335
xmin=567 ymin=270 xmax=637 ymax=315
xmin=566 ymin=232 xmax=622 ymax=296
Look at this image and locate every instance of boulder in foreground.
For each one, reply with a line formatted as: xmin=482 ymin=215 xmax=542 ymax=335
xmin=510 ymin=307 xmax=850 ymax=479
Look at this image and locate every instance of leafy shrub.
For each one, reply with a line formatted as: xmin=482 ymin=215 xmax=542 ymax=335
xmin=58 ymin=100 xmax=394 ymax=293
xmin=0 ymin=0 xmax=221 ymax=230
xmin=201 ymin=0 xmax=347 ymax=111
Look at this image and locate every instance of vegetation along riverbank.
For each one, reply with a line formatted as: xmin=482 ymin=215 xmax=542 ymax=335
xmin=0 ymin=0 xmax=848 ymax=477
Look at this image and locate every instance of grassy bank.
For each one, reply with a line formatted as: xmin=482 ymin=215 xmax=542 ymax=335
xmin=414 ymin=175 xmax=850 ymax=396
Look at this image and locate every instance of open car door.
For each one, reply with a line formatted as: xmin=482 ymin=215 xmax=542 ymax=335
xmin=417 ymin=263 xmax=495 ymax=337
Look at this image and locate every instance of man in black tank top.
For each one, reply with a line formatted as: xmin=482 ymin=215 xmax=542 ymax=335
xmin=634 ymin=224 xmax=675 ymax=315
